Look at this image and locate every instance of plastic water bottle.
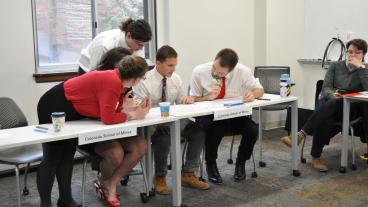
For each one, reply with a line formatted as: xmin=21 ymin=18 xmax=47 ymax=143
xmin=280 ymin=74 xmax=291 ymax=97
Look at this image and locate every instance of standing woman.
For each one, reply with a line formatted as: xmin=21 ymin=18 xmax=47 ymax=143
xmin=37 ymin=55 xmax=150 ymax=207
xmin=78 ymin=18 xmax=152 ymax=75
xmin=95 ymin=47 xmax=132 ymax=71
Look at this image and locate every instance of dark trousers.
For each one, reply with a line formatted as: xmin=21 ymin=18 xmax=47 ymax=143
xmin=303 ymin=97 xmax=364 ymax=157
xmin=199 ymin=116 xmax=258 ymax=164
xmin=37 ymin=82 xmax=84 ymax=206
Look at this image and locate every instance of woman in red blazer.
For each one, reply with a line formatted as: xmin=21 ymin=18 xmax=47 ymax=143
xmin=37 ymin=55 xmax=151 ymax=207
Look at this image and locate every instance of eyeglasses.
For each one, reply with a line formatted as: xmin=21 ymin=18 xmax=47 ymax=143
xmin=347 ymin=50 xmax=363 ymax=56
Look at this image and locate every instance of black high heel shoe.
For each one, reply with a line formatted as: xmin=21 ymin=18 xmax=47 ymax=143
xmin=56 ymin=199 xmax=82 ymax=207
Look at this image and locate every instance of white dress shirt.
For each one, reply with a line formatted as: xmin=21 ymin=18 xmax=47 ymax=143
xmin=190 ymin=62 xmax=263 ymax=98
xmin=79 ymin=29 xmax=144 ymax=72
xmin=133 ymin=67 xmax=186 ymax=107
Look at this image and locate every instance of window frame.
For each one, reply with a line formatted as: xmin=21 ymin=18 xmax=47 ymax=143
xmin=32 ymin=0 xmax=157 ymax=83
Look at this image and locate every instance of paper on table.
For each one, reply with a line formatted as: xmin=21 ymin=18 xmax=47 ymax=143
xmin=358 ymin=91 xmax=368 ymax=96
xmin=0 ymin=131 xmax=14 ymax=139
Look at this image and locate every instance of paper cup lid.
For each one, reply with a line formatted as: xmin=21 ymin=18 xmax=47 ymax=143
xmin=159 ymin=102 xmax=170 ymax=106
xmin=51 ymin=112 xmax=65 ymax=117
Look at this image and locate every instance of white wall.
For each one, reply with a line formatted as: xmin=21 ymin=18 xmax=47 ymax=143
xmin=156 ymin=0 xmax=255 ymax=90
xmin=265 ymin=0 xmax=327 ymax=110
xmin=0 ymin=0 xmax=323 ymax=127
xmin=0 ymin=1 xmax=57 ymax=125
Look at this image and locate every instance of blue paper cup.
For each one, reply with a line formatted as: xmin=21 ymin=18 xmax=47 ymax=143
xmin=159 ymin=102 xmax=170 ymax=117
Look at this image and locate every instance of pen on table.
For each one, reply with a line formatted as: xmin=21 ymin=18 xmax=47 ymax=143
xmin=36 ymin=126 xmax=49 ymax=130
xmin=34 ymin=128 xmax=48 ymax=133
xmin=257 ymin=98 xmax=271 ymax=101
xmin=224 ymin=102 xmax=244 ymax=107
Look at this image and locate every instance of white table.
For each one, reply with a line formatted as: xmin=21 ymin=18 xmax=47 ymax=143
xmin=341 ymin=94 xmax=368 ymax=173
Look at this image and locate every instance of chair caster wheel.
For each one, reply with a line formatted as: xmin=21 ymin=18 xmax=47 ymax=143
xmin=120 ymin=176 xmax=129 ymax=186
xmin=227 ymin=159 xmax=233 ymax=164
xmin=339 ymin=166 xmax=347 ymax=173
xmin=292 ymin=170 xmax=301 ymax=177
xmin=251 ymin=172 xmax=258 ymax=178
xmin=301 ymin=158 xmax=306 ymax=163
xmin=259 ymin=161 xmax=266 ymax=167
xmin=149 ymin=189 xmax=156 ymax=197
xmin=199 ymin=177 xmax=206 ymax=182
xmin=351 ymin=164 xmax=357 ymax=171
xmin=140 ymin=193 xmax=149 ymax=203
xmin=23 ymin=188 xmax=29 ymax=196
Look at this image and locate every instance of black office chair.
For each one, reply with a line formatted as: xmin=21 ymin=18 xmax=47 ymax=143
xmin=228 ymin=66 xmax=290 ymax=167
xmin=298 ymin=80 xmax=362 ymax=172
xmin=0 ymin=97 xmax=43 ymax=207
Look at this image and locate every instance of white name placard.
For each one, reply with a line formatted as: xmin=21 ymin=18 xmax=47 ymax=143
xmin=78 ymin=126 xmax=137 ymax=145
xmin=213 ymin=105 xmax=252 ymax=121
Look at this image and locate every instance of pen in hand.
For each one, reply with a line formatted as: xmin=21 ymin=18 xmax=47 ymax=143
xmin=36 ymin=126 xmax=49 ymax=130
xmin=257 ymin=98 xmax=271 ymax=101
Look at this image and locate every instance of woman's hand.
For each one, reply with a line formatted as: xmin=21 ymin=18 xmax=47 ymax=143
xmin=140 ymin=97 xmax=152 ymax=110
xmin=128 ymin=97 xmax=151 ymax=120
xmin=128 ymin=106 xmax=149 ymax=120
xmin=122 ymin=90 xmax=137 ymax=111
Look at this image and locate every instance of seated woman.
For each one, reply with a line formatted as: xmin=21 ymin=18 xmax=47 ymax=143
xmin=281 ymin=38 xmax=368 ymax=172
xmin=37 ymin=55 xmax=151 ymax=207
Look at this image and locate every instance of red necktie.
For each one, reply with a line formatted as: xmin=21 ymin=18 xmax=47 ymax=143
xmin=161 ymin=77 xmax=167 ymax=102
xmin=216 ymin=77 xmax=226 ymax=99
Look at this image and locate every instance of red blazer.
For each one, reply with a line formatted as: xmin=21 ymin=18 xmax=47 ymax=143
xmin=64 ymin=69 xmax=128 ymax=124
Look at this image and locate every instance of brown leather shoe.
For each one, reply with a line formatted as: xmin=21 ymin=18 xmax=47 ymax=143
xmin=154 ymin=176 xmax=169 ymax=195
xmin=311 ymin=157 xmax=328 ymax=172
xmin=281 ymin=132 xmax=305 ymax=147
xmin=182 ymin=172 xmax=209 ymax=190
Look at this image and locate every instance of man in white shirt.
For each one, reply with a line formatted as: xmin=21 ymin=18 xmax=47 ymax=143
xmin=134 ymin=45 xmax=209 ymax=195
xmin=190 ymin=48 xmax=264 ymax=184
xmin=78 ymin=18 xmax=151 ymax=74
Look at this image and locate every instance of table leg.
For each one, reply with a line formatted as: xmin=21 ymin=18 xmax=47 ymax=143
xmin=291 ymin=100 xmax=300 ymax=176
xmin=170 ymin=120 xmax=185 ymax=207
xmin=258 ymin=107 xmax=266 ymax=167
xmin=340 ymin=98 xmax=350 ymax=173
xmin=143 ymin=127 xmax=154 ymax=193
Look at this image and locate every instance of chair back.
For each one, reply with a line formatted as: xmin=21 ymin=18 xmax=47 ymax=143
xmin=0 ymin=97 xmax=28 ymax=129
xmin=315 ymin=80 xmax=324 ymax=107
xmin=254 ymin=66 xmax=290 ymax=94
